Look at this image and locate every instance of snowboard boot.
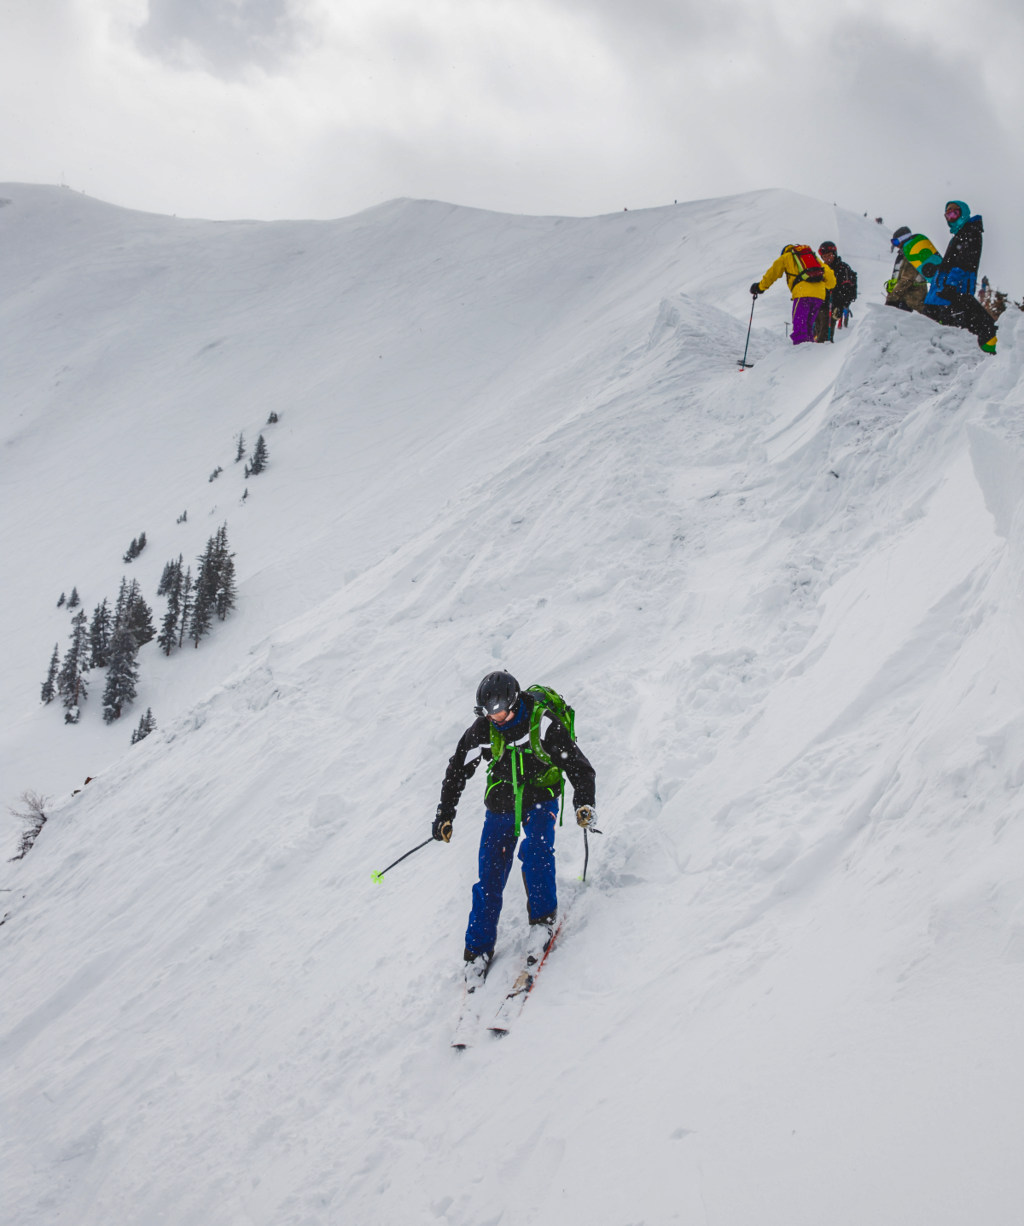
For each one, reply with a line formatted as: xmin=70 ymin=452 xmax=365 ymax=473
xmin=462 ymin=948 xmax=492 ymax=993
xmin=525 ymin=912 xmax=556 ymax=968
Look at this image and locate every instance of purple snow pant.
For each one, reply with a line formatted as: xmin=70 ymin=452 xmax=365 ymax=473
xmin=791 ymin=297 xmax=822 ymax=345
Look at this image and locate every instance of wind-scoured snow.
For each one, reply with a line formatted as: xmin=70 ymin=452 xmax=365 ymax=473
xmin=1 ymin=185 xmax=1022 ymax=1225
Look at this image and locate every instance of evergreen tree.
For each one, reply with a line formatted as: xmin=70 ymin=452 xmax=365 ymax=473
xmin=131 ymin=708 xmax=156 ymax=744
xmin=102 ymin=623 xmax=139 ymax=723
xmin=187 ymin=525 xmax=237 ymax=644
xmin=122 ymin=533 xmax=147 ymax=563
xmin=114 ymin=577 xmax=155 ymax=646
xmin=245 ymin=434 xmax=268 ymax=477
xmin=57 ymin=609 xmax=90 ymax=721
xmin=129 ymin=592 xmax=156 ymax=646
xmin=235 ymin=432 xmax=246 ymax=463
xmin=57 ymin=592 xmax=66 ymax=608
xmin=157 ymin=556 xmax=185 ymax=656
xmin=188 ymin=541 xmax=217 ymax=647
xmin=67 ymin=586 xmax=81 ymax=608
xmin=157 ymin=557 xmax=179 ymax=597
xmin=89 ymin=599 xmax=113 ymax=669
xmin=41 ymin=644 xmax=60 ymax=704
xmin=213 ymin=525 xmax=237 ymax=621
xmin=178 ymin=566 xmax=194 ymax=649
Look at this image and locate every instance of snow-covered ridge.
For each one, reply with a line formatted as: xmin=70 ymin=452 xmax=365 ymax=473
xmin=1 ymin=185 xmax=1022 ymax=1225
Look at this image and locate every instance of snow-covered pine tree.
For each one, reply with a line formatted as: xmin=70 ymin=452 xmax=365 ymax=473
xmin=245 ymin=434 xmax=268 ymax=477
xmin=188 ymin=541 xmax=217 ymax=647
xmin=122 ymin=533 xmax=147 ymax=563
xmin=114 ymin=576 xmax=155 ymax=646
xmin=40 ymin=643 xmax=60 ymax=704
xmin=188 ymin=525 xmax=238 ymax=644
xmin=235 ymin=432 xmax=246 ymax=463
xmin=157 ymin=557 xmax=180 ymax=597
xmin=57 ymin=609 xmax=90 ymax=722
xmin=213 ymin=525 xmax=237 ymax=621
xmin=157 ymin=556 xmax=185 ymax=656
xmin=177 ymin=565 xmax=194 ymax=649
xmin=102 ymin=622 xmax=140 ymax=723
xmin=130 ymin=708 xmax=156 ymax=744
xmin=57 ymin=592 xmax=66 ymax=608
xmin=89 ymin=599 xmax=113 ymax=669
xmin=67 ymin=586 xmax=81 ymax=608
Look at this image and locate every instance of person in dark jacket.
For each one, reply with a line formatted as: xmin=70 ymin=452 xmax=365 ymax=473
xmin=814 ymin=241 xmax=858 ymax=341
xmin=924 ymin=201 xmax=997 ymax=353
xmin=432 ymin=670 xmax=597 ymax=977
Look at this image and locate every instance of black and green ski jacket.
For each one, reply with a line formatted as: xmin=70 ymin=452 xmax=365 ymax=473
xmin=436 ymin=693 xmax=596 ymax=830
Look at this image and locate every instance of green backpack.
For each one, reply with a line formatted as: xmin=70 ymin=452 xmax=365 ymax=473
xmin=486 ymin=684 xmax=577 ymax=835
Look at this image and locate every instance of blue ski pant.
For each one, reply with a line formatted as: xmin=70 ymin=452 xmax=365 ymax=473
xmin=464 ymin=798 xmax=559 ymax=957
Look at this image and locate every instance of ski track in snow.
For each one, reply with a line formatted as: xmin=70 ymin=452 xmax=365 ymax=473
xmin=2 ymin=185 xmax=1024 ymax=1225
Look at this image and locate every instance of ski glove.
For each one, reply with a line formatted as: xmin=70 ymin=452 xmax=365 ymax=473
xmin=749 ymin=282 xmax=762 ymax=297
xmin=432 ymin=813 xmax=453 ymax=843
xmin=575 ymin=805 xmax=597 ymax=829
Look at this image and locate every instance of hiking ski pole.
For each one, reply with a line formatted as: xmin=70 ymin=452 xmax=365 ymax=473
xmin=738 ymin=294 xmax=756 ymax=369
xmin=372 ymin=836 xmax=434 ymax=883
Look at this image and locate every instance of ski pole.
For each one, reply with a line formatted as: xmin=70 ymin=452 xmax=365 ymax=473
xmin=372 ymin=836 xmax=434 ymax=883
xmin=738 ymin=294 xmax=756 ymax=369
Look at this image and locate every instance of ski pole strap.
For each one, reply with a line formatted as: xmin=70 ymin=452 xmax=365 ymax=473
xmin=372 ymin=836 xmax=434 ymax=883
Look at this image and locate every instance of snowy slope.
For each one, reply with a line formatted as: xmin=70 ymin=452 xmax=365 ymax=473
xmin=2 ymin=185 xmax=1023 ymax=1226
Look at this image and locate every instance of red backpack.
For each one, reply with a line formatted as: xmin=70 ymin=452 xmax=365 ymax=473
xmin=787 ymin=244 xmax=825 ymax=284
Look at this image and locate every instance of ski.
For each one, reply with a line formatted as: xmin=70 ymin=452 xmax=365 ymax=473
xmin=450 ymin=997 xmax=482 ymax=1050
xmin=451 ymin=954 xmax=494 ymax=1050
xmin=488 ymin=917 xmax=564 ymax=1036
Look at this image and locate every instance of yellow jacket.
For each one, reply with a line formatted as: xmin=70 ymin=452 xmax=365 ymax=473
xmin=757 ymin=247 xmax=837 ymax=300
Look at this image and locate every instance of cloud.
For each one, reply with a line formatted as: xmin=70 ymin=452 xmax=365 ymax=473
xmin=135 ymin=0 xmax=313 ymax=77
xmin=0 ymin=0 xmax=1021 ymax=288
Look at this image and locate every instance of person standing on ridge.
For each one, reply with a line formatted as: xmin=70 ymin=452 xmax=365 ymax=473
xmin=750 ymin=244 xmax=837 ymax=345
xmin=432 ymin=671 xmax=597 ymax=988
xmin=923 ymin=200 xmax=998 ymax=354
xmin=814 ymin=241 xmax=857 ymax=341
xmin=885 ymin=226 xmax=928 ymax=314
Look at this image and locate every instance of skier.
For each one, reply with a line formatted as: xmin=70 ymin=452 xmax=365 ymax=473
xmin=885 ymin=226 xmax=928 ymax=314
xmin=432 ymin=670 xmax=597 ymax=986
xmin=923 ymin=201 xmax=998 ymax=353
xmin=813 ymin=241 xmax=857 ymax=341
xmin=750 ymin=244 xmax=837 ymax=345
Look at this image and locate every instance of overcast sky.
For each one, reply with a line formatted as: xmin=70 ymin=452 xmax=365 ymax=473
xmin=3 ymin=0 xmax=1022 ymax=290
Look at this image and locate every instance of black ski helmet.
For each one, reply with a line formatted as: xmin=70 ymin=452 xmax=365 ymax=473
xmin=475 ymin=670 xmax=520 ymax=717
